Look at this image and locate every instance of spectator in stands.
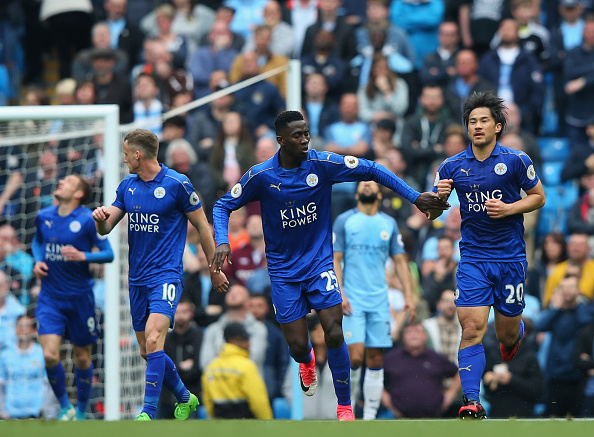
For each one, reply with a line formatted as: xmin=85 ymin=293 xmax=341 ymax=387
xmin=158 ymin=115 xmax=186 ymax=162
xmin=227 ymin=207 xmax=250 ymax=252
xmin=282 ymin=314 xmax=337 ymax=420
xmin=301 ymin=0 xmax=357 ymax=62
xmin=530 ymin=232 xmax=567 ymax=299
xmin=301 ymin=30 xmax=347 ymax=103
xmin=187 ymin=77 xmax=234 ymax=162
xmin=209 ymin=111 xmax=256 ymax=195
xmin=543 ymin=233 xmax=594 ymax=308
xmin=0 ymin=139 xmax=23 ymax=221
xmin=422 ymin=289 xmax=462 ymax=365
xmin=140 ymin=0 xmax=215 ymax=52
xmin=0 ymin=315 xmax=46 ymax=418
xmin=458 ymin=0 xmax=511 ymax=57
xmin=103 ymin=0 xmax=145 ymax=65
xmin=0 ymin=225 xmax=33 ymax=292
xmin=357 ymin=54 xmax=409 ymax=124
xmin=536 ymin=275 xmax=594 ymax=417
xmin=133 ymin=73 xmax=163 ymax=138
xmin=562 ymin=118 xmax=594 ymax=183
xmin=0 ymin=270 xmax=25 ymax=350
xmin=421 ymin=236 xmax=458 ymax=314
xmin=165 ymin=139 xmax=218 ymax=221
xmin=149 ymin=42 xmax=194 ymax=111
xmin=443 ymin=49 xmax=494 ymax=123
xmin=151 ymin=4 xmax=190 ymax=69
xmin=232 ymin=52 xmax=285 ymax=137
xmin=479 ymin=18 xmax=545 ymax=134
xmin=282 ymin=0 xmax=318 ymax=59
xmin=158 ymin=299 xmax=203 ymax=419
xmin=198 ymin=6 xmax=246 ymax=52
xmin=189 ymin=20 xmax=239 ymax=100
xmin=401 ymin=84 xmax=455 ymax=189
xmin=567 ymin=173 xmax=594 ymax=248
xmin=564 ymin=14 xmax=594 ymax=151
xmin=382 ymin=322 xmax=461 ymax=418
xmin=573 ymin=319 xmax=594 ymax=416
xmin=254 ymin=136 xmax=279 ymax=163
xmin=225 ymin=215 xmax=266 ymax=286
xmin=199 ymin=284 xmax=268 ymax=376
xmin=202 ymin=322 xmax=272 ymax=419
xmin=247 ymin=293 xmax=289 ymax=402
xmin=242 ymin=1 xmax=294 ymax=58
xmin=75 ymin=80 xmax=96 ymax=105
xmin=230 ymin=25 xmax=289 ymax=98
xmin=40 ymin=0 xmax=93 ymax=79
xmin=503 ymin=102 xmax=541 ymax=170
xmin=91 ymin=48 xmax=133 ymax=123
xmin=547 ymin=0 xmax=586 ymax=137
xmin=483 ymin=318 xmax=543 ymax=418
xmin=388 ymin=0 xmax=444 ymax=70
xmin=72 ymin=22 xmax=129 ymax=82
xmin=223 ymin=0 xmax=268 ymax=40
xmin=376 ymin=148 xmax=418 ymax=224
xmin=420 ymin=21 xmax=460 ymax=87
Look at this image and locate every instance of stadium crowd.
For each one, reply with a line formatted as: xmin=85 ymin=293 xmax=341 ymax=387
xmin=1 ymin=0 xmax=594 ymax=420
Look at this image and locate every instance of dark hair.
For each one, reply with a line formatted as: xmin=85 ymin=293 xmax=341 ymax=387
xmin=137 ymin=72 xmax=157 ymax=87
xmin=72 ymin=174 xmax=92 ymax=205
xmin=462 ymin=91 xmax=507 ymax=139
xmin=366 ymin=54 xmax=396 ymax=100
xmin=541 ymin=232 xmax=568 ymax=265
xmin=124 ymin=129 xmax=159 ymax=159
xmin=274 ymin=110 xmax=304 ymax=135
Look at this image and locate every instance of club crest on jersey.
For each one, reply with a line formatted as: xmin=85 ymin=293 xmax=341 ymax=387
xmin=306 ymin=173 xmax=319 ymax=187
xmin=231 ymin=183 xmax=242 ymax=198
xmin=433 ymin=171 xmax=440 ymax=187
xmin=380 ymin=230 xmax=390 ymax=241
xmin=190 ymin=191 xmax=200 ymax=205
xmin=69 ymin=220 xmax=81 ymax=233
xmin=154 ymin=187 xmax=166 ymax=198
xmin=494 ymin=163 xmax=507 ymax=175
xmin=344 ymin=155 xmax=359 ymax=169
xmin=527 ymin=164 xmax=536 ymax=181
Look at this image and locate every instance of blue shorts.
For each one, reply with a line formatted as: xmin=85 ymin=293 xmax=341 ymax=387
xmin=269 ymin=269 xmax=343 ymax=324
xmin=343 ymin=307 xmax=392 ymax=348
xmin=129 ymin=279 xmax=183 ymax=332
xmin=455 ymin=260 xmax=527 ymax=317
xmin=36 ymin=291 xmax=98 ymax=346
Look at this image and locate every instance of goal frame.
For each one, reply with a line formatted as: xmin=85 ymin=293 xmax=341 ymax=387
xmin=0 ymin=104 xmax=122 ymax=420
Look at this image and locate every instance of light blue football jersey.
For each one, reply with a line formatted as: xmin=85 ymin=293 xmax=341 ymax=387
xmin=333 ymin=209 xmax=404 ymax=311
xmin=213 ymin=149 xmax=420 ymax=281
xmin=112 ymin=164 xmax=201 ymax=286
xmin=433 ymin=143 xmax=540 ymax=262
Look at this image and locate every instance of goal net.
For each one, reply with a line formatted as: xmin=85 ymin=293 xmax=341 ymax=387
xmin=0 ymin=105 xmax=141 ymax=420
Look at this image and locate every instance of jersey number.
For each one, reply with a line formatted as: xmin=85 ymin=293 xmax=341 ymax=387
xmin=505 ymin=283 xmax=524 ymax=304
xmin=162 ymin=283 xmax=176 ymax=301
xmin=320 ymin=270 xmax=339 ymax=291
xmin=87 ymin=317 xmax=95 ymax=334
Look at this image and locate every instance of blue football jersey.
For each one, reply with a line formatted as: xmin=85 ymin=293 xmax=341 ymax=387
xmin=213 ymin=149 xmax=420 ymax=281
xmin=433 ymin=143 xmax=539 ymax=261
xmin=34 ymin=206 xmax=108 ymax=298
xmin=112 ymin=164 xmax=201 ymax=286
xmin=333 ymin=209 xmax=404 ymax=311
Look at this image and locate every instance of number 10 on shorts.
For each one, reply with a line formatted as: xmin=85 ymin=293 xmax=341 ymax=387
xmin=162 ymin=283 xmax=177 ymax=301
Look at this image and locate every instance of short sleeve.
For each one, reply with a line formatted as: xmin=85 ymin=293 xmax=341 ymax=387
xmin=333 ymin=212 xmax=348 ymax=253
xmin=176 ymin=175 xmax=202 ymax=213
xmin=389 ymin=218 xmax=405 ymax=257
xmin=431 ymin=159 xmax=451 ymax=194
xmin=515 ymin=152 xmax=539 ymax=191
xmin=112 ymin=180 xmax=127 ymax=212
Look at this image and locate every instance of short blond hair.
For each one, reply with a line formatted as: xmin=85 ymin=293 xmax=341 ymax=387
xmin=124 ymin=129 xmax=159 ymax=159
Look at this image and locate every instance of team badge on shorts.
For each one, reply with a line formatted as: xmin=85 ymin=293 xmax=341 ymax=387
xmin=69 ymin=220 xmax=81 ymax=233
xmin=344 ymin=330 xmax=352 ymax=340
xmin=306 ymin=173 xmax=319 ymax=187
xmin=231 ymin=183 xmax=242 ymax=198
xmin=527 ymin=165 xmax=536 ymax=180
xmin=344 ymin=155 xmax=359 ymax=169
xmin=494 ymin=163 xmax=507 ymax=175
xmin=189 ymin=191 xmax=200 ymax=205
xmin=154 ymin=187 xmax=166 ymax=198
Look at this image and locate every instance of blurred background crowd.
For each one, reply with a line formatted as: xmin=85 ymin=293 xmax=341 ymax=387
xmin=1 ymin=0 xmax=594 ymax=420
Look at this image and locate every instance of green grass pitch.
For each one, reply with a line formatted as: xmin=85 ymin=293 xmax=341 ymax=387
xmin=1 ymin=419 xmax=593 ymax=437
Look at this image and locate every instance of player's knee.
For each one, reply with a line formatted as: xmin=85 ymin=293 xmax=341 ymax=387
xmin=73 ymin=353 xmax=92 ymax=370
xmin=43 ymin=351 xmax=60 ymax=368
xmin=288 ymin=340 xmax=310 ymax=358
xmin=145 ymin=333 xmax=162 ymax=354
xmin=324 ymin=327 xmax=343 ymax=349
xmin=350 ymin=356 xmax=363 ymax=369
xmin=496 ymin=329 xmax=519 ymax=347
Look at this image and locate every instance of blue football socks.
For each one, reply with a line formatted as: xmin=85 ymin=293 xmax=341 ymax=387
xmin=289 ymin=341 xmax=313 ymax=364
xmin=46 ymin=362 xmax=71 ymax=408
xmin=327 ymin=341 xmax=351 ymax=406
xmin=75 ymin=364 xmax=94 ymax=415
xmin=163 ymin=354 xmax=190 ymax=403
xmin=458 ymin=344 xmax=486 ymax=402
xmin=142 ymin=350 xmax=166 ymax=419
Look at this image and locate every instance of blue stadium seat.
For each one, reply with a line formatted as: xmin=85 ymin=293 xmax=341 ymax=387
xmin=272 ymin=397 xmax=291 ymax=419
xmin=536 ymin=181 xmax=578 ymax=241
xmin=541 ymin=161 xmax=563 ymax=186
xmin=537 ymin=137 xmax=569 ymax=162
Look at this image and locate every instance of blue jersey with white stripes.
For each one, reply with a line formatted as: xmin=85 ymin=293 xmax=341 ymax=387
xmin=213 ymin=149 xmax=420 ymax=281
xmin=33 ymin=206 xmax=112 ymax=299
xmin=433 ymin=143 xmax=539 ymax=262
xmin=112 ymin=164 xmax=201 ymax=286
xmin=333 ymin=209 xmax=404 ymax=311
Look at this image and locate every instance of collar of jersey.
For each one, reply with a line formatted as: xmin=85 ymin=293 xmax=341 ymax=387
xmin=464 ymin=142 xmax=501 ymax=159
xmin=152 ymin=164 xmax=167 ymax=182
xmin=53 ymin=205 xmax=83 ymax=218
xmin=271 ymin=150 xmax=309 ymax=172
